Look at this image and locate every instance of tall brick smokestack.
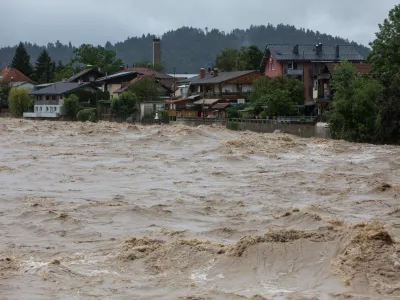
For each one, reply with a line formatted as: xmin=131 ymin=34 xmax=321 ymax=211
xmin=153 ymin=38 xmax=161 ymax=66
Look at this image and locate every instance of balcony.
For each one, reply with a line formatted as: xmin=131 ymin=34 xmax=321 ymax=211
xmin=285 ymin=69 xmax=304 ymax=76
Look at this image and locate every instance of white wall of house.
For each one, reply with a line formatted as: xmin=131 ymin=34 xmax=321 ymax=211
xmin=222 ymin=84 xmax=236 ymax=92
xmin=242 ymin=84 xmax=252 ymax=92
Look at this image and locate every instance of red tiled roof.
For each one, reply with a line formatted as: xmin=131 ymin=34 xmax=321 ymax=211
xmin=0 ymin=67 xmax=35 ymax=84
xmin=327 ymin=63 xmax=372 ymax=74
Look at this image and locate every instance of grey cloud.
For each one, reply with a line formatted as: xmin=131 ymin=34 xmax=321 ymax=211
xmin=1 ymin=0 xmax=397 ymax=47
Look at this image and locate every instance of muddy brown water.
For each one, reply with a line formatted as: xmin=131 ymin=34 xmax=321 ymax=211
xmin=0 ymin=119 xmax=399 ymax=300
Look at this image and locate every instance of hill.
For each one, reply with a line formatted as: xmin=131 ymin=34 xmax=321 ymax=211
xmin=0 ymin=24 xmax=370 ymax=73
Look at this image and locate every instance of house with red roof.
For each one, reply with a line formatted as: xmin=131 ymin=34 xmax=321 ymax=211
xmin=0 ymin=67 xmax=36 ymax=92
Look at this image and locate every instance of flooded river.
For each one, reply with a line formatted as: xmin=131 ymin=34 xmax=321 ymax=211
xmin=0 ymin=119 xmax=399 ymax=299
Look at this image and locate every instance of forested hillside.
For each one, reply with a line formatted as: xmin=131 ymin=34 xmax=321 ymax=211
xmin=0 ymin=24 xmax=370 ymax=73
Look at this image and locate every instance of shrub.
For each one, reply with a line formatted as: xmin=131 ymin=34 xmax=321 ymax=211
xmin=8 ymin=87 xmax=33 ymax=117
xmin=259 ymin=111 xmax=267 ymax=119
xmin=159 ymin=110 xmax=169 ymax=119
xmin=77 ymin=108 xmax=97 ymax=122
xmin=63 ymin=94 xmax=81 ymax=120
xmin=111 ymin=91 xmax=138 ymax=121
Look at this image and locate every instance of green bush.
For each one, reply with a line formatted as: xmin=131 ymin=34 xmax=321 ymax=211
xmin=80 ymin=102 xmax=91 ymax=108
xmin=228 ymin=121 xmax=240 ymax=131
xmin=159 ymin=110 xmax=169 ymax=119
xmin=76 ymin=108 xmax=97 ymax=122
xmin=299 ymin=116 xmax=306 ymax=122
xmin=63 ymin=94 xmax=81 ymax=120
xmin=259 ymin=111 xmax=267 ymax=119
xmin=8 ymin=87 xmax=33 ymax=117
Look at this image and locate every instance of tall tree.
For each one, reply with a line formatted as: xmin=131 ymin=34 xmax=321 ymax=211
xmin=11 ymin=42 xmax=34 ymax=77
xmin=329 ymin=60 xmax=382 ymax=142
xmin=368 ymin=4 xmax=400 ymax=143
xmin=215 ymin=48 xmax=239 ymax=71
xmin=128 ymin=79 xmax=159 ymax=102
xmin=72 ymin=44 xmax=123 ymax=74
xmin=368 ymin=4 xmax=400 ymax=86
xmin=35 ymin=49 xmax=55 ymax=83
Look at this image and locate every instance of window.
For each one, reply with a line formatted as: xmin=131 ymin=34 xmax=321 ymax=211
xmin=46 ymin=96 xmax=50 ymax=100
xmin=54 ymin=107 xmax=57 ymax=112
xmin=288 ymin=62 xmax=298 ymax=70
xmin=50 ymin=107 xmax=53 ymax=113
xmin=272 ymin=60 xmax=275 ymax=70
xmin=52 ymin=95 xmax=56 ymax=100
xmin=59 ymin=95 xmax=63 ymax=99
xmin=46 ymin=107 xmax=49 ymax=112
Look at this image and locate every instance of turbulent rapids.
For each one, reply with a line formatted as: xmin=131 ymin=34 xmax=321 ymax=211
xmin=0 ymin=119 xmax=399 ymax=299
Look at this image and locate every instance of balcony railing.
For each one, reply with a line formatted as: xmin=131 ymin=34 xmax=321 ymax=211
xmin=285 ymin=69 xmax=304 ymax=76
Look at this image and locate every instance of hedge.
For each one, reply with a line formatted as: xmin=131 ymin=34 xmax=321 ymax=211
xmin=76 ymin=108 xmax=97 ymax=122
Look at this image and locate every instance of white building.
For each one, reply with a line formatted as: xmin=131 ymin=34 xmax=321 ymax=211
xmin=23 ymin=82 xmax=99 ymax=118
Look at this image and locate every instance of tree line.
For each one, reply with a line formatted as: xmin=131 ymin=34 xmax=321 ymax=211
xmin=0 ymin=24 xmax=370 ymax=73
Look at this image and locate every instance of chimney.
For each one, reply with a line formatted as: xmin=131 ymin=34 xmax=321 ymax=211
xmin=335 ymin=44 xmax=340 ymax=59
xmin=213 ymin=68 xmax=219 ymax=77
xmin=153 ymin=38 xmax=161 ymax=66
xmin=293 ymin=45 xmax=299 ymax=55
xmin=200 ymin=68 xmax=206 ymax=79
xmin=316 ymin=43 xmax=323 ymax=55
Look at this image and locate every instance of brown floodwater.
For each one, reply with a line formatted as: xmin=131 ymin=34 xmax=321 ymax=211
xmin=0 ymin=118 xmax=399 ymax=300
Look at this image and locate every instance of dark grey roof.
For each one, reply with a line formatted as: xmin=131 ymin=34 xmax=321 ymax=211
xmin=67 ymin=67 xmax=103 ymax=82
xmin=266 ymin=44 xmax=365 ymax=62
xmin=30 ymin=82 xmax=96 ymax=95
xmin=190 ymin=70 xmax=257 ymax=85
xmin=96 ymin=71 xmax=137 ymax=82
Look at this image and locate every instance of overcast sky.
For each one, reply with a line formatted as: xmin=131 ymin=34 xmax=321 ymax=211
xmin=1 ymin=0 xmax=397 ymax=47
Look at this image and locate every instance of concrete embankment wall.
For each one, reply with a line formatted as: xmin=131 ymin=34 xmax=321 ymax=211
xmin=170 ymin=118 xmax=225 ymax=127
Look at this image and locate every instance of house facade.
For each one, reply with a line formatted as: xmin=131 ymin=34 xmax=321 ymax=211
xmin=261 ymin=43 xmax=368 ymax=105
xmin=24 ymin=82 xmax=98 ymax=118
xmin=185 ymin=69 xmax=262 ymax=102
xmin=67 ymin=67 xmax=104 ymax=83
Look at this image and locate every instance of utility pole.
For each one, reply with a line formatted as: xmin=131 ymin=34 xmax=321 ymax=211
xmin=173 ymin=66 xmax=176 ymax=98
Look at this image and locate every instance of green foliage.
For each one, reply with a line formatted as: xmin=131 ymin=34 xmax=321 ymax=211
xmin=8 ymin=87 xmax=33 ymax=117
xmin=34 ymin=49 xmax=55 ymax=83
xmin=368 ymin=4 xmax=400 ymax=143
xmin=329 ymin=60 xmax=383 ymax=142
xmin=216 ymin=45 xmax=263 ymax=71
xmin=237 ymin=45 xmax=264 ymax=71
xmin=250 ymin=76 xmax=304 ymax=116
xmin=111 ymin=91 xmax=138 ymax=121
xmin=259 ymin=111 xmax=267 ymax=119
xmin=216 ymin=48 xmax=239 ymax=71
xmin=133 ymin=61 xmax=165 ymax=72
xmin=0 ymin=26 xmax=370 ymax=73
xmin=128 ymin=79 xmax=159 ymax=102
xmin=63 ymin=94 xmax=81 ymax=120
xmin=72 ymin=44 xmax=123 ymax=74
xmin=54 ymin=64 xmax=82 ymax=82
xmin=11 ymin=42 xmax=34 ymax=78
xmin=77 ymin=108 xmax=97 ymax=122
xmin=377 ymin=74 xmax=400 ymax=143
xmin=368 ymin=5 xmax=400 ymax=86
xmin=0 ymin=83 xmax=11 ymax=108
xmin=226 ymin=104 xmax=248 ymax=119
xmin=228 ymin=121 xmax=240 ymax=131
xmin=159 ymin=110 xmax=169 ymax=118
